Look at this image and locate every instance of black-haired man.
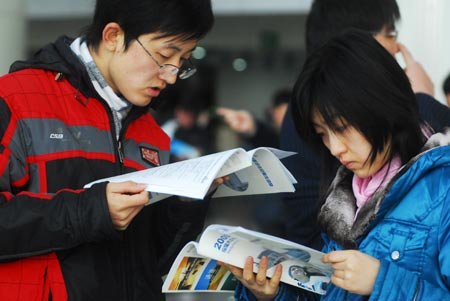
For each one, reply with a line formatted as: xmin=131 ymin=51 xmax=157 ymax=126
xmin=0 ymin=1 xmax=216 ymax=300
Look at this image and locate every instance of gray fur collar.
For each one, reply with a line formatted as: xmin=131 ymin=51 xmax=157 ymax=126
xmin=318 ymin=128 xmax=450 ymax=249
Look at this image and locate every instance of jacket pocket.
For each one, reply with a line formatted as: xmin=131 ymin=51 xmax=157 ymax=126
xmin=371 ymin=219 xmax=430 ymax=273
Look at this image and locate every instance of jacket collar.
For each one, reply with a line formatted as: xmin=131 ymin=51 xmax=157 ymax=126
xmin=9 ymin=36 xmax=95 ymax=99
xmin=8 ymin=36 xmax=153 ymax=117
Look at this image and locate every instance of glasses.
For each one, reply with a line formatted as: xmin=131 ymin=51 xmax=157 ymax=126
xmin=371 ymin=29 xmax=398 ymax=40
xmin=135 ymin=39 xmax=196 ymax=80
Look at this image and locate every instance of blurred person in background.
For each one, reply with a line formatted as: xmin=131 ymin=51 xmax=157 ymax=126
xmin=216 ymin=88 xmax=291 ymax=149
xmin=443 ymin=72 xmax=450 ymax=106
xmin=212 ymin=89 xmax=291 ymax=237
xmin=160 ymin=65 xmax=219 ymax=162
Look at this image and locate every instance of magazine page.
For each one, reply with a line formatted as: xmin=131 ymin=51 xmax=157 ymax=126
xmin=84 ymin=148 xmax=251 ymax=200
xmin=212 ymin=148 xmax=296 ymax=198
xmin=197 ymin=225 xmax=332 ymax=295
xmin=247 ymin=147 xmax=297 ymax=184
xmin=162 ymin=242 xmax=237 ymax=293
xmin=250 ymin=147 xmax=296 ymax=160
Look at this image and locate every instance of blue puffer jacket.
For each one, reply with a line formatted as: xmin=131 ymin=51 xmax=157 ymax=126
xmin=236 ymin=132 xmax=450 ymax=301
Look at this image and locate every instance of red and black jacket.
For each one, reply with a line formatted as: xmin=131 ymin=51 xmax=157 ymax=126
xmin=0 ymin=36 xmax=209 ymax=301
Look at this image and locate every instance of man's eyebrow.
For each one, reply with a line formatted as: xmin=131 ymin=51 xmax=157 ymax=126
xmin=164 ymin=44 xmax=196 ymax=53
xmin=164 ymin=44 xmax=182 ymax=52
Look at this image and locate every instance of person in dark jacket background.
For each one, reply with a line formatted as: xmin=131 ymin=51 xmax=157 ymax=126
xmin=443 ymin=72 xmax=450 ymax=106
xmin=0 ymin=1 xmax=218 ymax=300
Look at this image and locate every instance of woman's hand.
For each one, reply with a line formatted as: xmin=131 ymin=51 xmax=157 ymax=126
xmin=220 ymin=256 xmax=282 ymax=301
xmin=322 ymin=250 xmax=380 ymax=295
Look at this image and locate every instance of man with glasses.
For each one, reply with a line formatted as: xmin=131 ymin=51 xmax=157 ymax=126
xmin=135 ymin=38 xmax=197 ymax=80
xmin=0 ymin=0 xmax=216 ymax=300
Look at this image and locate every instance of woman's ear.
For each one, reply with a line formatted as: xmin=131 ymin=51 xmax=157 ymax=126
xmin=101 ymin=22 xmax=125 ymax=52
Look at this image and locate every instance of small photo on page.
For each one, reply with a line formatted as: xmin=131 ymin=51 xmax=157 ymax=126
xmin=223 ymin=172 xmax=249 ymax=192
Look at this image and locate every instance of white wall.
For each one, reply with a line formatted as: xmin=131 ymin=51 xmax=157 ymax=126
xmin=26 ymin=0 xmax=311 ymax=18
xmin=202 ymin=15 xmax=306 ymax=117
xmin=3 ymin=0 xmax=448 ymax=113
xmin=0 ymin=0 xmax=26 ymax=75
xmin=397 ymin=0 xmax=450 ymax=103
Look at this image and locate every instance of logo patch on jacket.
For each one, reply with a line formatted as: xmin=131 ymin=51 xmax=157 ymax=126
xmin=140 ymin=147 xmax=160 ymax=166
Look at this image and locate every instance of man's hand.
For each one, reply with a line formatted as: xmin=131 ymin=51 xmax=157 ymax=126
xmin=322 ymin=250 xmax=380 ymax=295
xmin=106 ymin=181 xmax=149 ymax=231
xmin=398 ymin=43 xmax=434 ymax=96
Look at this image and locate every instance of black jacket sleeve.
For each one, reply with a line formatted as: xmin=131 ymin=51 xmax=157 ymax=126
xmin=0 ymin=182 xmax=120 ymax=261
xmin=416 ymin=93 xmax=450 ymax=132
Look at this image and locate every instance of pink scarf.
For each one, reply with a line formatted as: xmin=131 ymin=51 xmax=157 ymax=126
xmin=352 ymin=156 xmax=402 ymax=221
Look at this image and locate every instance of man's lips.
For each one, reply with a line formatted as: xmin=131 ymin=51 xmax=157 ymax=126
xmin=148 ymin=87 xmax=161 ymax=97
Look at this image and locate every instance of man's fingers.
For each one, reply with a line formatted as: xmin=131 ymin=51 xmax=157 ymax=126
xmin=397 ymin=43 xmax=414 ymax=64
xmin=108 ymin=181 xmax=147 ymax=194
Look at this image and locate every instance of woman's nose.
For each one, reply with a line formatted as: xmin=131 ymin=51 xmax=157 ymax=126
xmin=328 ymin=133 xmax=347 ymax=158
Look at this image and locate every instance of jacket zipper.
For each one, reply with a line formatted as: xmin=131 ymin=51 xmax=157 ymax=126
xmin=412 ymin=280 xmax=420 ymax=301
xmin=117 ymin=140 xmax=124 ymax=164
xmin=115 ymin=108 xmax=145 ymax=301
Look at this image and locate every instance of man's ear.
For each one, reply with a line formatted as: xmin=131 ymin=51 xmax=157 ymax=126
xmin=101 ymin=22 xmax=125 ymax=52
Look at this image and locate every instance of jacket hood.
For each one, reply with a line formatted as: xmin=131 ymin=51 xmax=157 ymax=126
xmin=11 ymin=36 xmax=78 ymax=74
xmin=10 ymin=36 xmax=94 ymax=99
xmin=319 ymin=128 xmax=450 ymax=249
xmin=10 ymin=36 xmax=161 ymax=112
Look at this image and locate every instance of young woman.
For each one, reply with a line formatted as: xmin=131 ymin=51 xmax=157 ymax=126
xmin=228 ymin=30 xmax=450 ymax=301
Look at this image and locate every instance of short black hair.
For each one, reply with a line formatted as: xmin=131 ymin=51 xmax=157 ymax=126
xmin=84 ymin=0 xmax=214 ymax=51
xmin=443 ymin=73 xmax=450 ymax=95
xmin=306 ymin=0 xmax=400 ymax=54
xmin=292 ymin=30 xmax=424 ymax=176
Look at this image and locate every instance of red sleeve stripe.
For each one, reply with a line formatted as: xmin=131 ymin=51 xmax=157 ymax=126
xmin=17 ymin=191 xmax=52 ymax=200
xmin=0 ymin=191 xmax=13 ymax=202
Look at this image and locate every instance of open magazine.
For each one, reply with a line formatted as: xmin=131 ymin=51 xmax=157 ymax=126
xmin=162 ymin=243 xmax=238 ymax=293
xmin=85 ymin=147 xmax=297 ymax=204
xmin=163 ymin=224 xmax=333 ymax=295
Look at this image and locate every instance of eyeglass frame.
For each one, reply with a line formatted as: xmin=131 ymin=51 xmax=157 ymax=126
xmin=135 ymin=38 xmax=197 ymax=80
xmin=371 ymin=29 xmax=398 ymax=39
